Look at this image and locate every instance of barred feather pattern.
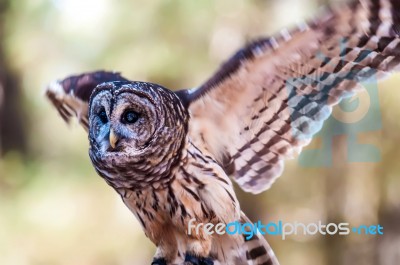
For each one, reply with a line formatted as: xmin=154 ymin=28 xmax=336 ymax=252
xmin=185 ymin=0 xmax=400 ymax=194
xmin=119 ymin=139 xmax=278 ymax=265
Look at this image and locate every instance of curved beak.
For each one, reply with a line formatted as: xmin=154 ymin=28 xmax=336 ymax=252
xmin=109 ymin=129 xmax=119 ymax=149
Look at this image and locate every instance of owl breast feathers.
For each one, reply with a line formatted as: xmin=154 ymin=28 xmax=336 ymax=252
xmin=46 ymin=0 xmax=400 ymax=264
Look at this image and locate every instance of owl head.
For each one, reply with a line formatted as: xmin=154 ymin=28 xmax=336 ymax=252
xmin=88 ymin=81 xmax=189 ymax=189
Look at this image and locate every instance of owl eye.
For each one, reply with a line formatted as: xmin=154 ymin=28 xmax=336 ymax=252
xmin=121 ymin=110 xmax=140 ymax=124
xmin=98 ymin=109 xmax=108 ymax=124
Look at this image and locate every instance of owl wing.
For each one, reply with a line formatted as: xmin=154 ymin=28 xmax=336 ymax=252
xmin=46 ymin=71 xmax=128 ymax=131
xmin=179 ymin=0 xmax=400 ymax=194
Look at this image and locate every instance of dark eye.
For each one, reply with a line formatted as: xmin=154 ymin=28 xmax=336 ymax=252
xmin=98 ymin=109 xmax=108 ymax=124
xmin=121 ymin=110 xmax=140 ymax=124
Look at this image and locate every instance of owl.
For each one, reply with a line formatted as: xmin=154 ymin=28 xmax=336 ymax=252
xmin=46 ymin=0 xmax=400 ymax=264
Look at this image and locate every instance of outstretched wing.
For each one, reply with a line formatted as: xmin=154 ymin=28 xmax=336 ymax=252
xmin=46 ymin=71 xmax=128 ymax=131
xmin=178 ymin=0 xmax=400 ymax=194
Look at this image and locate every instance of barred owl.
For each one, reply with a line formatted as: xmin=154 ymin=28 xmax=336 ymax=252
xmin=46 ymin=0 xmax=400 ymax=264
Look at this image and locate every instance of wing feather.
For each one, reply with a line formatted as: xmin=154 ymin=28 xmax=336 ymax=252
xmin=46 ymin=71 xmax=128 ymax=131
xmin=180 ymin=0 xmax=400 ymax=194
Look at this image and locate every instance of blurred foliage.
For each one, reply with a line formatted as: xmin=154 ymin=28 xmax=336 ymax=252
xmin=0 ymin=0 xmax=399 ymax=264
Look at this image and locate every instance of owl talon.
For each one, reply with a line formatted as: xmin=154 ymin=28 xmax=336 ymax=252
xmin=151 ymin=257 xmax=167 ymax=265
xmin=184 ymin=253 xmax=214 ymax=265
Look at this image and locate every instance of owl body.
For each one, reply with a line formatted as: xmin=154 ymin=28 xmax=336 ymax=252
xmin=46 ymin=0 xmax=400 ymax=264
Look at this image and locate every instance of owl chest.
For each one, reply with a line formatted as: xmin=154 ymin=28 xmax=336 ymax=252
xmin=119 ymin=171 xmax=213 ymax=236
xmin=121 ymin=188 xmax=168 ymax=226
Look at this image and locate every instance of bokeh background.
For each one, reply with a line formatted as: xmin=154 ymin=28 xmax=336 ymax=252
xmin=0 ymin=0 xmax=400 ymax=264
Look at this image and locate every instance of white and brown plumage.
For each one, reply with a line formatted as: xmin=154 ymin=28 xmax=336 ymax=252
xmin=46 ymin=0 xmax=400 ymax=264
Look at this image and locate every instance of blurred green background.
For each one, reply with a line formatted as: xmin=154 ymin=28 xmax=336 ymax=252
xmin=0 ymin=0 xmax=399 ymax=264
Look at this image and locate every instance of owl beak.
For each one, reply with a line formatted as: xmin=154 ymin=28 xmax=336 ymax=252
xmin=109 ymin=129 xmax=119 ymax=149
